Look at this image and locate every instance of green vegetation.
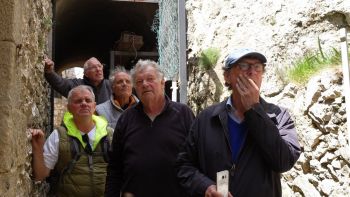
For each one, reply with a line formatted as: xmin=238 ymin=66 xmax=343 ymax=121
xmin=41 ymin=17 xmax=52 ymax=32
xmin=287 ymin=39 xmax=342 ymax=84
xmin=198 ymin=48 xmax=221 ymax=70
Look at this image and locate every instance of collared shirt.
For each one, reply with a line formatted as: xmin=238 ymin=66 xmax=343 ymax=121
xmin=226 ymin=97 xmax=246 ymax=163
xmin=43 ymin=126 xmax=96 ymax=169
xmin=226 ymin=97 xmax=243 ymax=123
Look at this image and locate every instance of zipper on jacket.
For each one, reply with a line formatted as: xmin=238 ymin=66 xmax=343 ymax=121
xmin=229 ymin=163 xmax=236 ymax=177
xmin=218 ymin=115 xmax=234 ymax=161
xmin=219 ymin=113 xmax=236 ymax=177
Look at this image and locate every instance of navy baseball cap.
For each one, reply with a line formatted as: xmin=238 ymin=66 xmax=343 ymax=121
xmin=224 ymin=48 xmax=267 ymax=70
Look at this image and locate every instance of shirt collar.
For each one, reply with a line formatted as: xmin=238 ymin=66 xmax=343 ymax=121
xmin=226 ymin=97 xmax=243 ymax=123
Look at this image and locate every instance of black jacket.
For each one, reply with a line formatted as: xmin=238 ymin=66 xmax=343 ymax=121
xmin=45 ymin=72 xmax=112 ymax=104
xmin=105 ymin=96 xmax=195 ymax=197
xmin=176 ymin=98 xmax=301 ymax=197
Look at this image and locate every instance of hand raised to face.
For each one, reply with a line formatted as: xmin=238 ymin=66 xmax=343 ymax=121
xmin=235 ymin=73 xmax=260 ymax=111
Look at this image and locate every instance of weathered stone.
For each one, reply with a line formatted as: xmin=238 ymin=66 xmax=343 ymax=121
xmin=293 ymin=176 xmax=321 ymax=197
xmin=308 ymin=103 xmax=332 ymax=127
xmin=320 ymin=179 xmax=337 ymax=195
xmin=310 ymin=159 xmax=321 ymax=172
xmin=320 ymin=152 xmax=335 ymax=164
xmin=338 ymin=147 xmax=350 ymax=164
xmin=331 ymin=113 xmax=343 ymax=126
xmin=304 ymin=78 xmax=323 ymax=111
xmin=321 ymin=88 xmax=341 ymax=104
xmin=281 ymin=180 xmax=294 ymax=197
xmin=325 ymin=124 xmax=339 ymax=134
xmin=0 ymin=0 xmax=51 ymax=196
xmin=327 ymin=164 xmax=339 ymax=181
xmin=313 ymin=141 xmax=328 ymax=159
xmin=330 ymin=159 xmax=341 ymax=170
xmin=298 ymin=127 xmax=322 ymax=151
xmin=323 ymin=134 xmax=340 ymax=150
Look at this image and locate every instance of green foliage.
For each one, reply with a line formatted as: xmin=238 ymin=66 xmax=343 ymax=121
xmin=41 ymin=17 xmax=52 ymax=32
xmin=198 ymin=48 xmax=221 ymax=70
xmin=287 ymin=45 xmax=342 ymax=84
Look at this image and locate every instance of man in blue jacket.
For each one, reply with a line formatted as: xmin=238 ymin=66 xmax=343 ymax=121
xmin=176 ymin=48 xmax=301 ymax=197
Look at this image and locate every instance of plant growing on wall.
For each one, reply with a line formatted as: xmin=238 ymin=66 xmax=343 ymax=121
xmin=198 ymin=48 xmax=221 ymax=70
xmin=287 ymin=38 xmax=342 ymax=84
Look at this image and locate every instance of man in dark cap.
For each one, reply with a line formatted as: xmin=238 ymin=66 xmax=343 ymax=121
xmin=176 ymin=48 xmax=301 ymax=197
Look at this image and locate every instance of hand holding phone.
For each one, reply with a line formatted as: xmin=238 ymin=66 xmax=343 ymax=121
xmin=217 ymin=170 xmax=229 ymax=197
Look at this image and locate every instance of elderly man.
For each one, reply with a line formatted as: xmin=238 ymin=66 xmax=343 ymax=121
xmin=96 ymin=67 xmax=138 ymax=129
xmin=176 ymin=48 xmax=301 ymax=197
xmin=30 ymin=85 xmax=111 ymax=196
xmin=44 ymin=57 xmax=112 ymax=104
xmin=105 ymin=59 xmax=195 ymax=197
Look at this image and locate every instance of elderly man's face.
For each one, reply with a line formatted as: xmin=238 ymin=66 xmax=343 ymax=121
xmin=84 ymin=58 xmax=104 ymax=84
xmin=134 ymin=66 xmax=164 ymax=104
xmin=67 ymin=89 xmax=96 ymax=118
xmin=113 ymin=72 xmax=132 ymax=99
xmin=224 ymin=58 xmax=264 ymax=91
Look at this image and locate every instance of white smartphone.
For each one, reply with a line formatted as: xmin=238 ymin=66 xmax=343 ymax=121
xmin=217 ymin=170 xmax=229 ymax=197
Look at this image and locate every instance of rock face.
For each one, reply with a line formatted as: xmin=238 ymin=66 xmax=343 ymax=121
xmin=277 ymin=68 xmax=350 ymax=196
xmin=186 ymin=0 xmax=350 ymax=196
xmin=0 ymin=0 xmax=51 ymax=196
xmin=187 ymin=0 xmax=350 ymax=103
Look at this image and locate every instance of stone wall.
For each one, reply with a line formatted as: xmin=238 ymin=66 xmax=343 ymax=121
xmin=186 ymin=0 xmax=350 ymax=196
xmin=187 ymin=0 xmax=350 ymax=110
xmin=271 ymin=68 xmax=349 ymax=196
xmin=0 ymin=0 xmax=51 ymax=196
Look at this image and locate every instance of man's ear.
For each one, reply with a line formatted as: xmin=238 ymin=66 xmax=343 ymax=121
xmin=90 ymin=102 xmax=97 ymax=114
xmin=223 ymin=70 xmax=229 ymax=83
xmin=67 ymin=103 xmax=71 ymax=113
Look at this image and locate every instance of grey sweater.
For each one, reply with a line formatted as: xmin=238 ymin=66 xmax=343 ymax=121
xmin=96 ymin=95 xmax=138 ymax=129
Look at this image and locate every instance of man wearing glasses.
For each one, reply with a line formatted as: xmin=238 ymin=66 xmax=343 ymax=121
xmin=44 ymin=57 xmax=112 ymax=104
xmin=176 ymin=48 xmax=301 ymax=197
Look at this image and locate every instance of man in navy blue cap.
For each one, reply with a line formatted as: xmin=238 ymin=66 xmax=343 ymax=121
xmin=176 ymin=48 xmax=301 ymax=197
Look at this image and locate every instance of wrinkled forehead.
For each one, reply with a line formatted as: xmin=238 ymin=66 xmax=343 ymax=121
xmin=136 ymin=66 xmax=157 ymax=77
xmin=71 ymin=89 xmax=93 ymax=99
xmin=115 ymin=71 xmax=131 ymax=79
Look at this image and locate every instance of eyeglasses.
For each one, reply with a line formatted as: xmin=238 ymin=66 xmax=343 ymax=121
xmin=236 ymin=62 xmax=265 ymax=72
xmin=87 ymin=64 xmax=104 ymax=71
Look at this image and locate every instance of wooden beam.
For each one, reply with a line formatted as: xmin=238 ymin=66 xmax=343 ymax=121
xmin=112 ymin=51 xmax=158 ymax=56
xmin=110 ymin=0 xmax=158 ymax=3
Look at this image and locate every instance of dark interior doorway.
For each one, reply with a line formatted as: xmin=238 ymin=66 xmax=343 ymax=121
xmin=54 ymin=0 xmax=159 ymax=75
xmin=51 ymin=0 xmax=159 ymax=129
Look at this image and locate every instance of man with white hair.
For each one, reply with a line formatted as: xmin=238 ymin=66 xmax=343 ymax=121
xmin=96 ymin=67 xmax=138 ymax=129
xmin=44 ymin=57 xmax=112 ymax=104
xmin=105 ymin=59 xmax=194 ymax=197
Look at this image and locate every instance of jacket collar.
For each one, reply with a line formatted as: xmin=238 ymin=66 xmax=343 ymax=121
xmin=135 ymin=95 xmax=170 ymax=115
xmin=111 ymin=94 xmax=139 ymax=110
xmin=83 ymin=76 xmax=103 ymax=88
xmin=211 ymin=97 xmax=277 ymax=120
xmin=63 ymin=112 xmax=108 ymax=149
